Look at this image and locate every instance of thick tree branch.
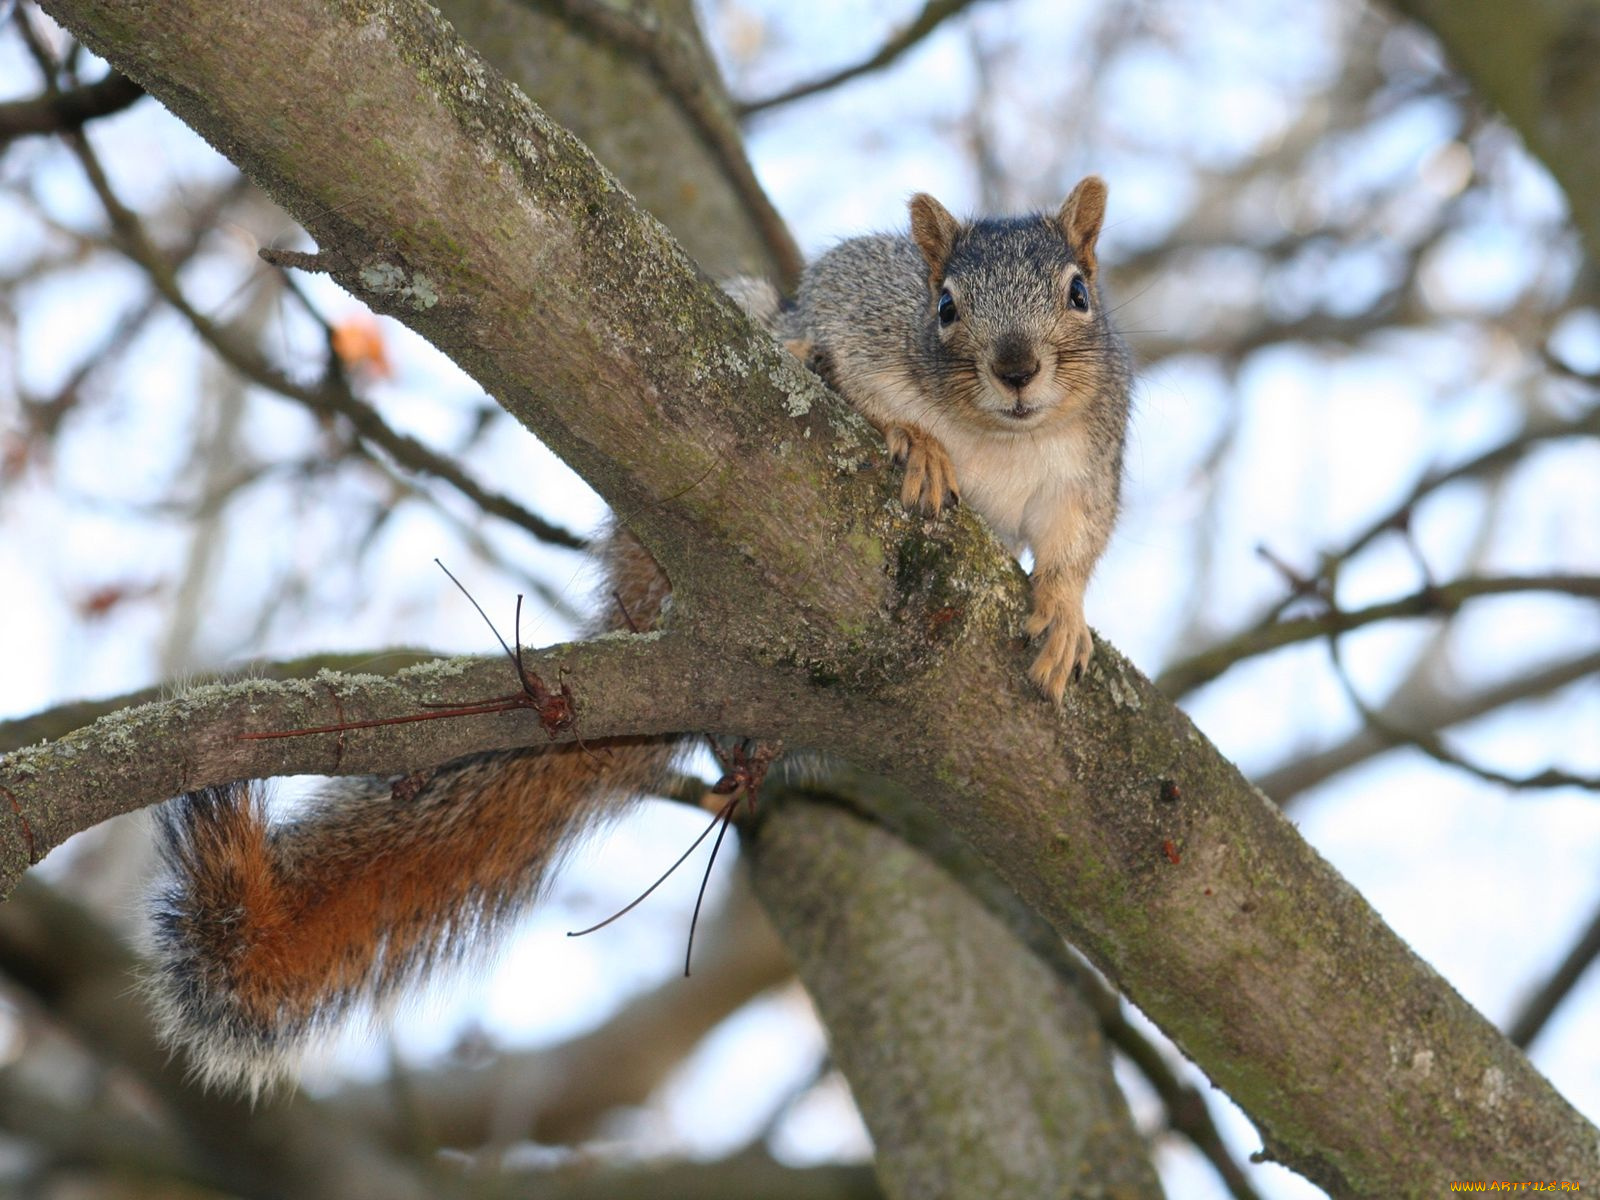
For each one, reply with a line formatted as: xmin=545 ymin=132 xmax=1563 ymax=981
xmin=747 ymin=797 xmax=1164 ymax=1200
xmin=533 ymin=0 xmax=804 ymax=287
xmin=0 ymin=650 xmax=437 ymax=755
xmin=805 ymin=765 xmax=1261 ymax=1198
xmin=0 ymin=632 xmax=769 ymax=891
xmin=431 ymin=0 xmax=783 ymax=282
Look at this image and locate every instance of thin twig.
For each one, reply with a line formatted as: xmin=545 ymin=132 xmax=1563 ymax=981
xmin=1079 ymin=974 xmax=1265 ymax=1200
xmin=1262 ymin=407 xmax=1600 ymax=628
xmin=1157 ymin=408 xmax=1600 ymax=700
xmin=1159 ymin=573 xmax=1600 ymax=697
xmin=1258 ymin=649 xmax=1600 ymax=806
xmin=1506 ymin=899 xmax=1600 ymax=1049
xmin=566 ymin=796 xmax=737 ymax=940
xmin=59 ymin=129 xmax=588 ymax=551
xmin=738 ymin=0 xmax=997 ymax=117
xmin=1326 ymin=632 xmax=1600 ymax=791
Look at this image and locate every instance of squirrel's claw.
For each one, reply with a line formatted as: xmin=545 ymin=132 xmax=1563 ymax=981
xmin=1025 ymin=583 xmax=1094 ymax=703
xmin=885 ymin=424 xmax=960 ymax=517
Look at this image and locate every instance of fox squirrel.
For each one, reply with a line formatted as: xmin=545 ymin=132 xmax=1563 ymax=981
xmin=149 ymin=177 xmax=1131 ymax=1093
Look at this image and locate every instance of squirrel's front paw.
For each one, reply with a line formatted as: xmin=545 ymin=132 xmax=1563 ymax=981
xmin=1025 ymin=588 xmax=1093 ymax=703
xmin=884 ymin=425 xmax=960 ymax=517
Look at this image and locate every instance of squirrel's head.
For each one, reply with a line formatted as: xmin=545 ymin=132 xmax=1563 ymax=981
xmin=908 ymin=175 xmax=1115 ymax=430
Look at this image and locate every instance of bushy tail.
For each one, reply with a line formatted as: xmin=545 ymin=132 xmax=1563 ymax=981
xmin=148 ymin=529 xmax=674 ymax=1095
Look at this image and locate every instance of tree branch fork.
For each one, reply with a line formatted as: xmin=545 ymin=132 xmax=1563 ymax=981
xmin=16 ymin=0 xmax=1600 ymax=1191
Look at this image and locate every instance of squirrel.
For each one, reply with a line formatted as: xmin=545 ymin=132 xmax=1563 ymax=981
xmin=784 ymin=174 xmax=1129 ymax=696
xmin=148 ymin=177 xmax=1131 ymax=1094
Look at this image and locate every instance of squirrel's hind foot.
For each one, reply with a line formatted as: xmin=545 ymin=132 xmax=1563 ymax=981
xmin=885 ymin=424 xmax=960 ymax=517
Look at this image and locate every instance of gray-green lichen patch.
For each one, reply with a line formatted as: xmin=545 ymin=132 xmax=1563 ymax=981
xmin=778 ymin=368 xmax=832 ymax=419
xmin=451 ymin=47 xmax=490 ymax=104
xmin=2 ymin=750 xmax=39 ymax=776
xmin=512 ymin=134 xmax=541 ymax=166
xmin=1100 ymin=658 xmax=1143 ymax=711
xmin=1477 ymin=1065 xmax=1508 ymax=1113
xmin=312 ymin=667 xmax=391 ymax=688
xmin=392 ymin=654 xmax=489 ymax=684
xmin=359 ymin=262 xmax=439 ymax=309
xmin=589 ymin=627 xmax=666 ymax=643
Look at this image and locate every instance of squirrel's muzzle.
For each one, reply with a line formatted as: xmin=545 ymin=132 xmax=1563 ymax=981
xmin=990 ymin=331 xmax=1041 ymax=391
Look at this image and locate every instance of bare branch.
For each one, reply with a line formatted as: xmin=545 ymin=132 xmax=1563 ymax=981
xmin=738 ymin=0 xmax=997 ymax=117
xmin=0 ymin=631 xmax=764 ymax=891
xmin=270 ymin=266 xmax=594 ymax=550
xmin=1160 ymin=407 xmax=1600 ymax=698
xmin=61 ymin=129 xmax=589 ymax=551
xmin=1268 ymin=407 xmax=1600 ymax=625
xmin=1259 ymin=649 xmax=1600 ymax=805
xmin=1507 ymin=899 xmax=1600 ymax=1050
xmin=1159 ymin=573 xmax=1600 ymax=697
xmin=0 ymin=69 xmax=142 ymax=147
xmin=0 ymin=650 xmax=441 ymax=754
xmin=1327 ymin=633 xmax=1600 ymax=792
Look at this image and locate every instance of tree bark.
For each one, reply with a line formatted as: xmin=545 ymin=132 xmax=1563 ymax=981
xmin=749 ymin=798 xmax=1165 ymax=1200
xmin=13 ymin=0 xmax=1598 ymax=1193
xmin=434 ymin=0 xmax=798 ymax=282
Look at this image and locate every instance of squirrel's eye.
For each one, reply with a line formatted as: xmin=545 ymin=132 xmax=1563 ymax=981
xmin=1068 ymin=275 xmax=1090 ymax=312
xmin=937 ymin=289 xmax=958 ymax=326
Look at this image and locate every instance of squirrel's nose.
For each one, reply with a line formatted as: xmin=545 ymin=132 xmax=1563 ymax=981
xmin=994 ymin=357 xmax=1040 ymax=390
xmin=990 ymin=332 xmax=1040 ymax=390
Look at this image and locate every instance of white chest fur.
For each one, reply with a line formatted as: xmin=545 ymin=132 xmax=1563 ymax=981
xmin=840 ymin=367 xmax=1096 ymax=558
xmin=931 ymin=415 xmax=1092 ymax=555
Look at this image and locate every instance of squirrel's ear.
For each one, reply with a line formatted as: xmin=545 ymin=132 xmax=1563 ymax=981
xmin=909 ymin=193 xmax=960 ymax=282
xmin=1057 ymin=175 xmax=1108 ymax=275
